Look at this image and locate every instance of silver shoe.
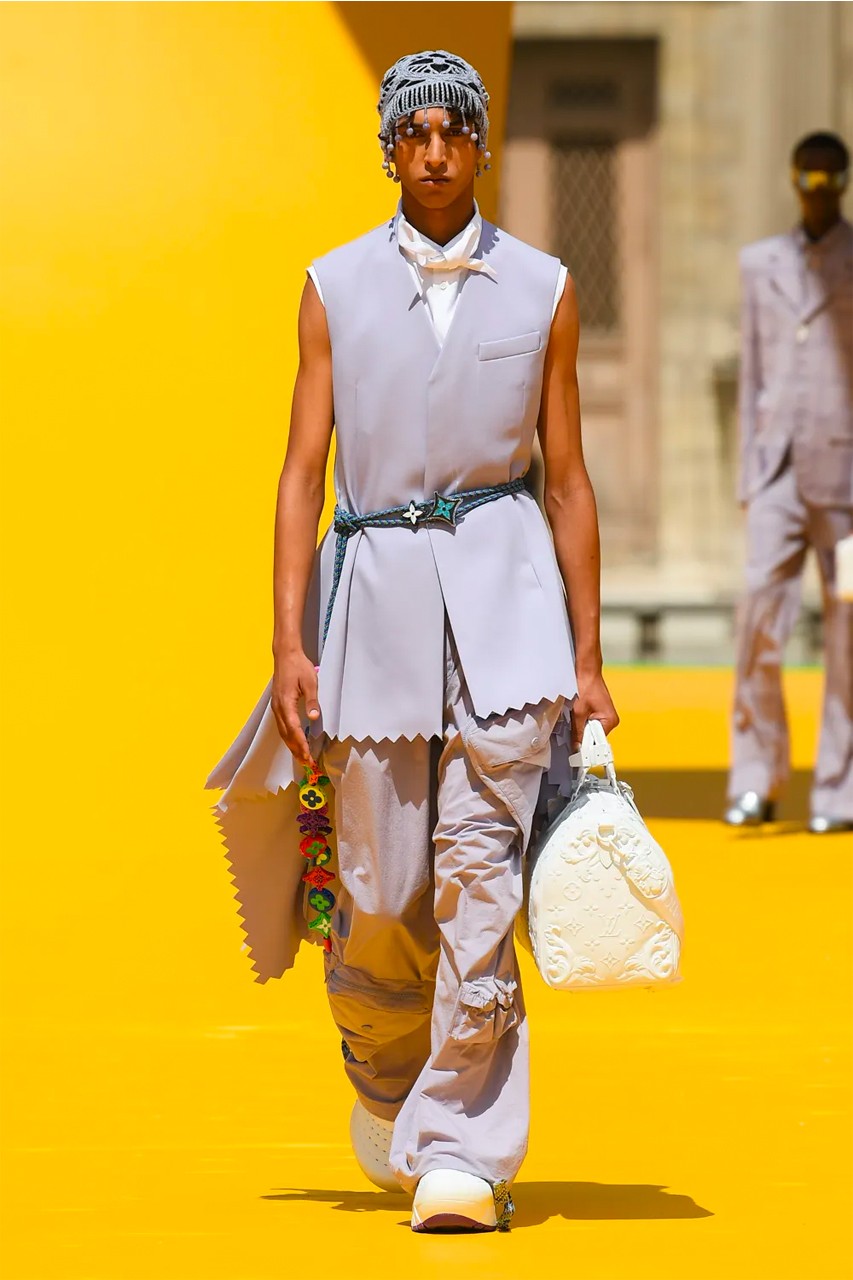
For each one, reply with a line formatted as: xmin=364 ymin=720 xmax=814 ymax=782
xmin=808 ymin=815 xmax=853 ymax=835
xmin=723 ymin=791 xmax=776 ymax=826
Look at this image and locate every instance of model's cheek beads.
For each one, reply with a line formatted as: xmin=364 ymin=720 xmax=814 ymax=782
xmin=298 ymin=760 xmax=336 ymax=951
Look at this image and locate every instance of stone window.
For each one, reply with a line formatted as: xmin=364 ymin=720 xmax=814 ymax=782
xmin=552 ymin=137 xmax=621 ymax=334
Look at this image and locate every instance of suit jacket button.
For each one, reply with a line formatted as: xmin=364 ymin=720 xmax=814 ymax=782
xmin=796 ymin=324 xmax=809 ymax=344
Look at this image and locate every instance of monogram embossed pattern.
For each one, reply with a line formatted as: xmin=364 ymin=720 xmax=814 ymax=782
xmin=522 ymin=774 xmax=684 ymax=991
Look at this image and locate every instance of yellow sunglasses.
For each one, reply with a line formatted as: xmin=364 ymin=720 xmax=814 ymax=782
xmin=791 ymin=166 xmax=849 ymax=192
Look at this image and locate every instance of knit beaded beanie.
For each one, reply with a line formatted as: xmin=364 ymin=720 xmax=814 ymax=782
xmin=377 ymin=50 xmax=492 ymax=178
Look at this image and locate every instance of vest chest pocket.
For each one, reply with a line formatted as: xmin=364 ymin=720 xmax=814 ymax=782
xmin=476 ymin=331 xmax=543 ymax=438
xmin=478 ymin=330 xmax=542 ymax=361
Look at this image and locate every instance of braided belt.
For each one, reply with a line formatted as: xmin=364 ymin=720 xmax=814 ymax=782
xmin=322 ymin=476 xmax=526 ymax=645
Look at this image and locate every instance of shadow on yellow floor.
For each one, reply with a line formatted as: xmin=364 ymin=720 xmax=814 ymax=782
xmin=618 ymin=768 xmax=815 ymax=820
xmin=264 ymin=1179 xmax=714 ymax=1223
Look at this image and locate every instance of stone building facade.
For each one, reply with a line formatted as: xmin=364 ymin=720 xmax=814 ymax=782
xmin=502 ymin=1 xmax=853 ymax=659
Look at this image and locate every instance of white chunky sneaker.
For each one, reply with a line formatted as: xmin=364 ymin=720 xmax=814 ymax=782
xmin=411 ymin=1170 xmax=498 ymax=1233
xmin=349 ymin=1101 xmax=400 ymax=1192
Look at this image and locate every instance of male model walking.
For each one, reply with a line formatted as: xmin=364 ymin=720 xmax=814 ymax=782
xmin=725 ymin=131 xmax=852 ymax=832
xmin=206 ymin=50 xmax=618 ymax=1231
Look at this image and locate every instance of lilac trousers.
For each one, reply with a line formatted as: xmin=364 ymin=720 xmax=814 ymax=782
xmin=729 ymin=455 xmax=853 ymax=818
xmin=319 ymin=616 xmax=565 ymax=1194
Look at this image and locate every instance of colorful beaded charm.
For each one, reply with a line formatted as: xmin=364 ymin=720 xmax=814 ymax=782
xmin=299 ymin=782 xmax=327 ymax=810
xmin=298 ymin=759 xmax=337 ymax=952
xmin=307 ymin=886 xmax=336 ymax=913
xmin=308 ymin=911 xmax=332 ymax=938
xmin=302 ymin=865 xmax=335 ymax=890
xmin=297 ymin=810 xmax=332 ymax=835
xmin=299 ymin=834 xmax=330 ymax=860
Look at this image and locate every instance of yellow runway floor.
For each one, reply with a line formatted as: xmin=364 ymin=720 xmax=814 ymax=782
xmin=1 ymin=668 xmax=851 ymax=1279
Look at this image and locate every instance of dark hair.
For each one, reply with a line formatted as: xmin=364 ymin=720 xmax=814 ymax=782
xmin=791 ymin=131 xmax=849 ymax=168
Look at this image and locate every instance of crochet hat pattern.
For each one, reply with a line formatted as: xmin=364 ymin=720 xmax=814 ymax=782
xmin=377 ymin=49 xmax=490 ymax=147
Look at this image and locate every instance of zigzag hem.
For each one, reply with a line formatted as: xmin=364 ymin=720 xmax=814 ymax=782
xmin=208 ymin=800 xmax=272 ymax=984
xmin=327 ymin=683 xmax=578 ymax=746
xmin=207 ymin=791 xmax=312 ymax=985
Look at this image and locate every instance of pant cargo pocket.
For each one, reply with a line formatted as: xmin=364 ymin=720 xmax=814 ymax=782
xmin=326 ymin=961 xmax=433 ymax=1065
xmin=463 ymin=698 xmax=565 ymax=839
xmin=449 ymin=976 xmax=520 ymax=1045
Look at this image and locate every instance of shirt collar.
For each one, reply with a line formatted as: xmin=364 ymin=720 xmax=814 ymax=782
xmin=394 ymin=198 xmax=489 ymax=274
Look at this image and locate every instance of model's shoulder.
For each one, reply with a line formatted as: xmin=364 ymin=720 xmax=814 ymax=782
xmin=311 ymin=220 xmax=395 ymax=273
xmin=486 ymin=222 xmax=562 ymax=271
xmin=739 ymin=233 xmax=790 ymax=273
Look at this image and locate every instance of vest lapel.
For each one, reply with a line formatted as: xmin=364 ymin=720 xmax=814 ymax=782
xmin=768 ymin=234 xmax=802 ymax=315
xmin=382 ymin=219 xmax=436 ymax=338
xmin=387 ymin=216 xmax=501 ymax=375
xmin=427 ymin=219 xmax=500 ymax=380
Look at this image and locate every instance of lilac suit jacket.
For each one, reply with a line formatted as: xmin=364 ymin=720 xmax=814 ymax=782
xmin=737 ymin=218 xmax=853 ymax=508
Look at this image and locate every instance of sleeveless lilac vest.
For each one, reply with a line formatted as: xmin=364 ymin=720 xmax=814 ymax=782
xmin=304 ymin=215 xmax=577 ymax=742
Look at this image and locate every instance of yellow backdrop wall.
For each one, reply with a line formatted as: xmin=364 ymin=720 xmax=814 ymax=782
xmin=0 ymin=2 xmax=513 ymax=1025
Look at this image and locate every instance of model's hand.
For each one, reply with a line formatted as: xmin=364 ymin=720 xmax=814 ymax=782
xmin=570 ymin=669 xmax=619 ymax=753
xmin=271 ymin=650 xmax=321 ymax=768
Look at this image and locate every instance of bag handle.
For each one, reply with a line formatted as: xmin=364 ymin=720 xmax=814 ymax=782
xmin=568 ymin=718 xmax=619 ymax=793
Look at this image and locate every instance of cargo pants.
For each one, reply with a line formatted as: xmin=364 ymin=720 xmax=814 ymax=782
xmin=318 ymin=615 xmax=566 ymax=1195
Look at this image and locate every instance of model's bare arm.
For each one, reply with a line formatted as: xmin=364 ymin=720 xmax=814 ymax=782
xmin=537 ymin=274 xmax=619 ymax=748
xmin=271 ymin=275 xmax=334 ymax=765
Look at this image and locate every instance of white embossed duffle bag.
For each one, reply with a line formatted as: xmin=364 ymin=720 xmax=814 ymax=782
xmin=518 ymin=719 xmax=684 ymax=992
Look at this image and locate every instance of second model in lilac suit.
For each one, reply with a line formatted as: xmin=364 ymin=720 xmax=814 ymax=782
xmin=729 ymin=217 xmax=853 ymax=819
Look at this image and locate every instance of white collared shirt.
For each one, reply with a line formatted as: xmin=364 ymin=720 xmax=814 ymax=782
xmin=307 ymin=199 xmax=568 ymax=347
